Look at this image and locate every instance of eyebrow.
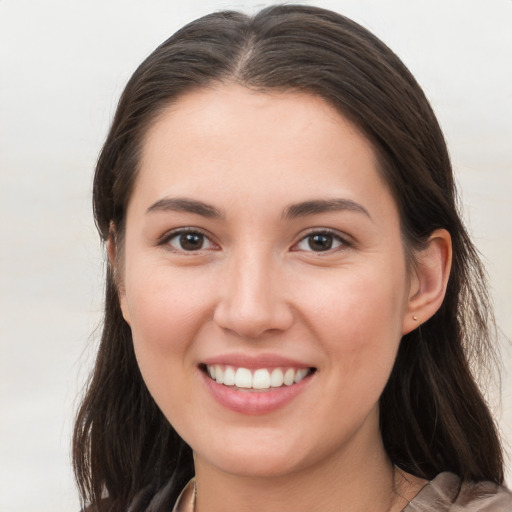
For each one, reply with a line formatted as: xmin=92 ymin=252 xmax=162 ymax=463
xmin=283 ymin=198 xmax=372 ymax=220
xmin=146 ymin=196 xmax=371 ymax=221
xmin=146 ymin=197 xmax=223 ymax=218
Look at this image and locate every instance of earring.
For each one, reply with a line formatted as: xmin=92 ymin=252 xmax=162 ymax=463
xmin=413 ymin=315 xmax=418 ymax=321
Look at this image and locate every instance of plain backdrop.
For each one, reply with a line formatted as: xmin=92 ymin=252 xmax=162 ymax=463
xmin=1 ymin=1 xmax=511 ymax=510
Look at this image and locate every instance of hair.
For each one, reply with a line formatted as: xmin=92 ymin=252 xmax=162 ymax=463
xmin=73 ymin=4 xmax=504 ymax=511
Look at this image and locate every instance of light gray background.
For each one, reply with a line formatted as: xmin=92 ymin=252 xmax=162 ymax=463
xmin=1 ymin=1 xmax=511 ymax=510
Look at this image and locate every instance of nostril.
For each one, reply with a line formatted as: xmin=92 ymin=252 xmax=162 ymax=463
xmin=213 ymin=301 xmax=294 ymax=339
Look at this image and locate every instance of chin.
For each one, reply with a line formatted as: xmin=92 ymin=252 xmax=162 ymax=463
xmin=203 ymin=450 xmax=304 ymax=479
xmin=191 ymin=427 xmax=333 ymax=480
xmin=189 ymin=430 xmax=289 ymax=476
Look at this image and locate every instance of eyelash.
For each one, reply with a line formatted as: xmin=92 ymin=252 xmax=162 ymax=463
xmin=159 ymin=228 xmax=218 ymax=253
xmin=292 ymin=229 xmax=350 ymax=253
xmin=159 ymin=228 xmax=351 ymax=254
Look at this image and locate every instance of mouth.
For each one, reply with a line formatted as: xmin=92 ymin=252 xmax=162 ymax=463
xmin=200 ymin=364 xmax=316 ymax=391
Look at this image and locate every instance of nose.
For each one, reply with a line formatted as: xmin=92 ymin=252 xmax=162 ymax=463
xmin=213 ymin=251 xmax=294 ymax=339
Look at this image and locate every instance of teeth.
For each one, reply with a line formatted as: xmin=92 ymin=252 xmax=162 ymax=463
xmin=270 ymin=368 xmax=284 ymax=387
xmin=253 ymin=368 xmax=271 ymax=389
xmin=215 ymin=366 xmax=224 ymax=384
xmin=208 ymin=365 xmax=311 ymax=390
xmin=294 ymin=368 xmax=309 ymax=383
xmin=223 ymin=366 xmax=236 ymax=386
xmin=283 ymin=368 xmax=295 ymax=386
xmin=235 ymin=368 xmax=252 ymax=388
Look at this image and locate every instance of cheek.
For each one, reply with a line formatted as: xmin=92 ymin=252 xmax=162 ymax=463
xmin=300 ymin=263 xmax=407 ymax=337
xmin=124 ymin=263 xmax=212 ymax=345
xmin=295 ymin=264 xmax=407 ymax=386
xmin=121 ymin=267 xmax=214 ymax=400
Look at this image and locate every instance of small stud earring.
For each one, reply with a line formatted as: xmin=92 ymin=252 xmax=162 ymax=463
xmin=413 ymin=315 xmax=418 ymax=321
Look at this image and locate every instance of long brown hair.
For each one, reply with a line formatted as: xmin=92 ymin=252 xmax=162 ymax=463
xmin=73 ymin=5 xmax=504 ymax=511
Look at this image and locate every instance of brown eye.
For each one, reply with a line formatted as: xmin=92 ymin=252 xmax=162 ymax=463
xmin=295 ymin=231 xmax=345 ymax=252
xmin=167 ymin=231 xmax=213 ymax=251
xmin=308 ymin=234 xmax=333 ymax=251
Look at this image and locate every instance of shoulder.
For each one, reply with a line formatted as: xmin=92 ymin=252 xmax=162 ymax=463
xmin=456 ymin=478 xmax=512 ymax=511
xmin=405 ymin=472 xmax=512 ymax=511
xmin=125 ymin=476 xmax=195 ymax=512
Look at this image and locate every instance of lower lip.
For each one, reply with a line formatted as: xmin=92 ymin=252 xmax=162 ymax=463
xmin=201 ymin=370 xmax=314 ymax=415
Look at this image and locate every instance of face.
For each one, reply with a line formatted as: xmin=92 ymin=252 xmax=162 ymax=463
xmin=117 ymin=84 xmax=415 ymax=479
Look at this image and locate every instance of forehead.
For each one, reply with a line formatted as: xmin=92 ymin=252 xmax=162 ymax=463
xmin=143 ymin=84 xmax=368 ymax=156
xmin=132 ymin=84 xmax=395 ymax=219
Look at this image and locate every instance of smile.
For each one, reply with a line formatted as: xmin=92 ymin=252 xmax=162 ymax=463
xmin=205 ymin=365 xmax=314 ymax=390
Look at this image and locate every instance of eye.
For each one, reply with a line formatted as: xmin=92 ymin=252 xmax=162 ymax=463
xmin=294 ymin=231 xmax=346 ymax=252
xmin=166 ymin=230 xmax=215 ymax=252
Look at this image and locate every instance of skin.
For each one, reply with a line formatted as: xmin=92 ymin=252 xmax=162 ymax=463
xmin=112 ymin=84 xmax=451 ymax=512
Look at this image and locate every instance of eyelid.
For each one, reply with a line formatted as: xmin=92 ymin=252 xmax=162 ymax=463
xmin=291 ymin=228 xmax=352 ymax=252
xmin=158 ymin=227 xmax=220 ymax=252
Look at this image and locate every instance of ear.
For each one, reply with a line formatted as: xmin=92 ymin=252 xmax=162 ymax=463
xmin=402 ymin=229 xmax=452 ymax=335
xmin=107 ymin=225 xmax=131 ymax=325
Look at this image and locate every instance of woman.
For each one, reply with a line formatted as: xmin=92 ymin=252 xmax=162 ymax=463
xmin=73 ymin=5 xmax=511 ymax=511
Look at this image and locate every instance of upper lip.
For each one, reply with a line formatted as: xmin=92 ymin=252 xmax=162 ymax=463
xmin=201 ymin=353 xmax=314 ymax=370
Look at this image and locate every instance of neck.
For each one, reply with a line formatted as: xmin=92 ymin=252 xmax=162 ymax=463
xmin=193 ymin=429 xmax=423 ymax=512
